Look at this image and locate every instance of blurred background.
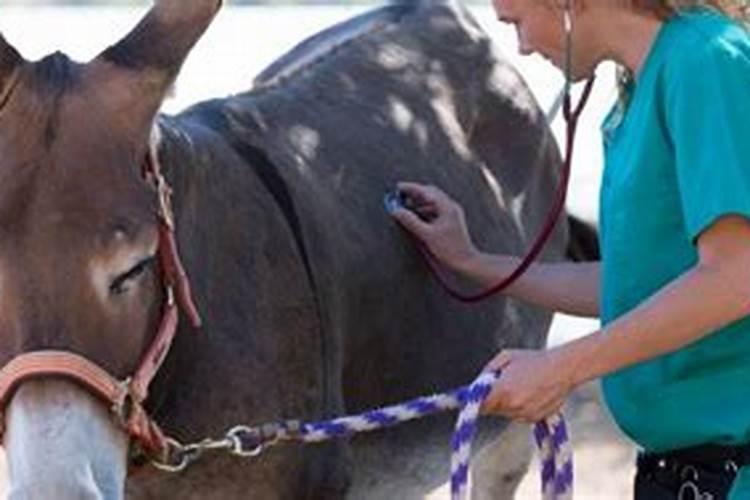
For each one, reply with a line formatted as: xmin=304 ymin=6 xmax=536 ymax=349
xmin=8 ymin=0 xmax=532 ymax=4
xmin=0 ymin=1 xmax=633 ymax=498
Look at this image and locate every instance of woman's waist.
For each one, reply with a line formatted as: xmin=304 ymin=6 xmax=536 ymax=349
xmin=602 ymin=363 xmax=750 ymax=451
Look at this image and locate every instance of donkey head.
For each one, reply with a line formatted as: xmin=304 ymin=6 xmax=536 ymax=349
xmin=0 ymin=2 xmax=219 ymax=498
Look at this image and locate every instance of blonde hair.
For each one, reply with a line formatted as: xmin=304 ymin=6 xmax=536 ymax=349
xmin=635 ymin=1 xmax=749 ymax=23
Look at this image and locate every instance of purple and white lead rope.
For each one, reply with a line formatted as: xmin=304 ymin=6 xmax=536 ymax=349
xmin=268 ymin=370 xmax=573 ymax=500
xmin=447 ymin=372 xmax=572 ymax=500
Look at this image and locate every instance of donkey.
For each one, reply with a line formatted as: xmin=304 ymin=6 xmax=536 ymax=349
xmin=0 ymin=1 xmax=594 ymax=498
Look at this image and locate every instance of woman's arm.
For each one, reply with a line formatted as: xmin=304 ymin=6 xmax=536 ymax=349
xmin=566 ymin=214 xmax=750 ymax=385
xmin=390 ymin=182 xmax=600 ymax=317
xmin=457 ymin=253 xmax=600 ymax=317
xmin=482 ymin=215 xmax=750 ymax=421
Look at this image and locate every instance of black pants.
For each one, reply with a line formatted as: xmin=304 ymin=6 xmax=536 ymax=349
xmin=634 ymin=443 xmax=750 ymax=499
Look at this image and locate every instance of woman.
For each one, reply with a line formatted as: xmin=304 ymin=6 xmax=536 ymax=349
xmin=391 ymin=0 xmax=750 ymax=498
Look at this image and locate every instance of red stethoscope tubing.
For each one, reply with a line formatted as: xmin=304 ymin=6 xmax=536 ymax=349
xmin=418 ymin=77 xmax=596 ymax=303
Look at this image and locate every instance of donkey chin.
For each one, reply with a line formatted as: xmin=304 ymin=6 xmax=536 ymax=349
xmin=4 ymin=379 xmax=129 ymax=500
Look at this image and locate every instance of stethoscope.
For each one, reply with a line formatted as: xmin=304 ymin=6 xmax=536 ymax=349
xmin=390 ymin=0 xmax=597 ymax=302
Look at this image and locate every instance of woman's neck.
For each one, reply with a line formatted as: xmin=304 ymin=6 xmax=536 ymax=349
xmin=596 ymin=12 xmax=665 ymax=78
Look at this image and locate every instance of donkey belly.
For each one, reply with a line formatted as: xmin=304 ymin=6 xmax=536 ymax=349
xmin=346 ymin=418 xmax=531 ymax=499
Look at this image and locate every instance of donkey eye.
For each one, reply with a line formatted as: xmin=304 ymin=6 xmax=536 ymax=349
xmin=109 ymin=256 xmax=156 ymax=296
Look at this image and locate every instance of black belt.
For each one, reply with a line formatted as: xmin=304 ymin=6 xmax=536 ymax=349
xmin=639 ymin=442 xmax=750 ymax=475
xmin=636 ymin=443 xmax=750 ymax=499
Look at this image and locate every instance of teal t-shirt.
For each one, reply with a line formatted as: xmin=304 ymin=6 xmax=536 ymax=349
xmin=598 ymin=9 xmax=750 ymax=496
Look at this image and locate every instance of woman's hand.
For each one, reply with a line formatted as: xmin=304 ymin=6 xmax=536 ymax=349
xmin=481 ymin=347 xmax=579 ymax=423
xmin=389 ymin=182 xmax=480 ymax=273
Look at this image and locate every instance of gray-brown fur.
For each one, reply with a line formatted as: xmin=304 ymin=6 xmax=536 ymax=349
xmin=0 ymin=34 xmax=22 ymax=101
xmin=0 ymin=1 xmax=595 ymax=499
xmin=130 ymin=2 xmax=567 ymax=498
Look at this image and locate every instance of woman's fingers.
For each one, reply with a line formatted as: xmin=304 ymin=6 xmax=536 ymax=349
xmin=413 ymin=205 xmax=439 ymax=221
xmin=391 ymin=207 xmax=432 ymax=239
xmin=391 ymin=181 xmax=479 ymax=271
xmin=484 ymin=349 xmax=518 ymax=373
xmin=479 ymin=349 xmax=572 ymax=422
xmin=482 ymin=380 xmax=564 ymax=422
xmin=391 ymin=183 xmax=449 ymax=232
xmin=396 ymin=181 xmax=433 ymax=198
xmin=397 ymin=182 xmax=450 ymax=207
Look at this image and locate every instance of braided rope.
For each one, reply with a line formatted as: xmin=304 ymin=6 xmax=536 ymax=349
xmin=270 ymin=371 xmax=573 ymax=499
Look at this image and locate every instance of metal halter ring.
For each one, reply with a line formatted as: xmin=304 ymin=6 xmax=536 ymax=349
xmin=149 ymin=438 xmax=194 ymax=473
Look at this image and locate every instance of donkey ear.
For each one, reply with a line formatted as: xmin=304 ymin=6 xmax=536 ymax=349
xmin=0 ymin=34 xmax=23 ymax=98
xmin=99 ymin=0 xmax=221 ymax=76
xmin=90 ymin=0 xmax=221 ymax=113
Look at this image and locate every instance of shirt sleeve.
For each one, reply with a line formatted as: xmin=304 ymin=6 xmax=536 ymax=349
xmin=667 ymin=38 xmax=750 ymax=243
